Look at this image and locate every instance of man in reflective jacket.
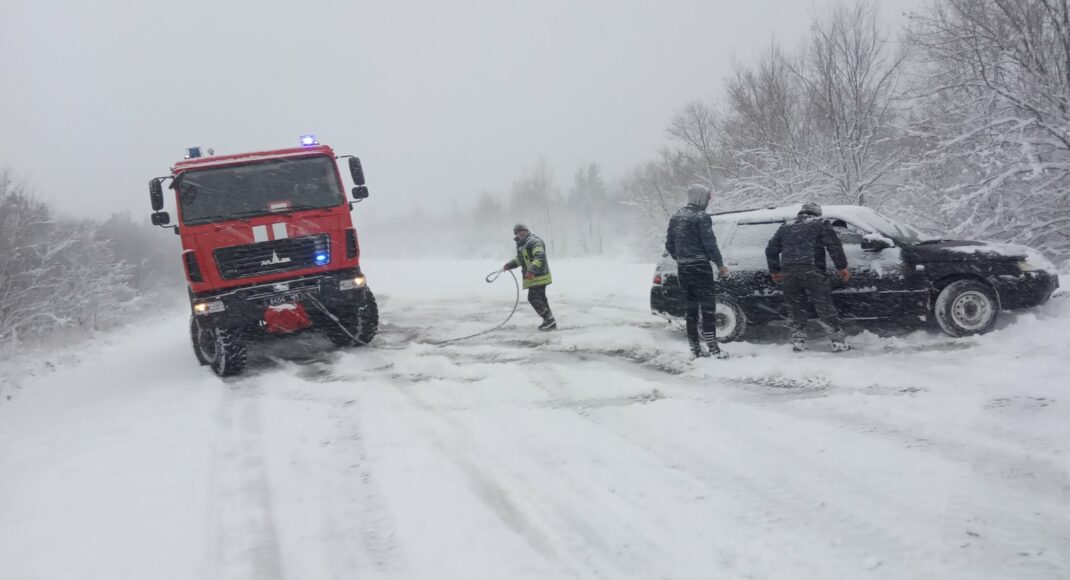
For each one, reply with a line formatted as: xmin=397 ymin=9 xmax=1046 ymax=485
xmin=504 ymin=224 xmax=556 ymax=330
xmin=665 ymin=184 xmax=730 ymax=358
xmin=765 ymin=201 xmax=851 ymax=352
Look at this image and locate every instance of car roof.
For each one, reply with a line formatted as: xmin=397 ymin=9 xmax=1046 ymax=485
xmin=713 ymin=204 xmax=888 ymax=227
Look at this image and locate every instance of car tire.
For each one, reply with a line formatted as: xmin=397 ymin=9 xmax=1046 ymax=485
xmin=934 ymin=279 xmax=999 ymax=337
xmin=190 ymin=316 xmax=247 ymax=377
xmin=714 ymin=293 xmax=748 ymax=342
xmin=323 ymin=290 xmax=379 ymax=347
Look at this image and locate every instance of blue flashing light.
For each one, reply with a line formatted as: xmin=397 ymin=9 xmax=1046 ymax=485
xmin=185 ymin=146 xmax=202 ymax=159
xmin=315 ymin=253 xmax=329 ymax=264
xmin=300 ymin=135 xmax=319 ymax=147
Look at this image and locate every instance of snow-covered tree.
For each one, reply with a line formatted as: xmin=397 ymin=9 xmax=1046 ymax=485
xmin=906 ymin=0 xmax=1070 ymax=263
xmin=0 ymin=173 xmax=145 ymax=346
xmin=568 ymin=163 xmax=609 ymax=255
xmin=791 ymin=1 xmax=908 ymax=207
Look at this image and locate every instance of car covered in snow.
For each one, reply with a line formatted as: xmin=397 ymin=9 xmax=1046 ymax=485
xmin=650 ymin=204 xmax=1060 ymax=341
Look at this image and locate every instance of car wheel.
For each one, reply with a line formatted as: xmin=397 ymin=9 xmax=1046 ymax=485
xmin=934 ymin=279 xmax=999 ymax=337
xmin=714 ymin=293 xmax=748 ymax=342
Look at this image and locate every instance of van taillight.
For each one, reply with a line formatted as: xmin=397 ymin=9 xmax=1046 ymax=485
xmin=183 ymin=251 xmax=203 ymax=283
xmin=345 ymin=228 xmax=359 ymax=259
xmin=653 ymin=274 xmax=663 ymax=285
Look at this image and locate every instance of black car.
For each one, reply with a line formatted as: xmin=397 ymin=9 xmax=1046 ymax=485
xmin=650 ymin=205 xmax=1060 ymax=341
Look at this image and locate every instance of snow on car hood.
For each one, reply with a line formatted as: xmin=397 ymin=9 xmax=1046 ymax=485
xmin=936 ymin=241 xmax=1058 ymax=271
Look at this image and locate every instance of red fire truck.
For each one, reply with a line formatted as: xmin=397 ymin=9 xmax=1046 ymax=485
xmin=149 ymin=137 xmax=378 ymax=377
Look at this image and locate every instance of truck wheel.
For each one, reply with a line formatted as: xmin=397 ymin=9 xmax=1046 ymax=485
xmin=714 ymin=293 xmax=748 ymax=342
xmin=934 ymin=279 xmax=999 ymax=337
xmin=190 ymin=316 xmax=247 ymax=376
xmin=190 ymin=316 xmax=209 ymax=366
xmin=324 ymin=290 xmax=379 ymax=347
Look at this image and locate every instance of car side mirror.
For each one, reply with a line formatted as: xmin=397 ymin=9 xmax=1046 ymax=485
xmin=150 ymin=178 xmax=164 ymax=211
xmin=349 ymin=157 xmax=366 ymax=186
xmin=351 ymin=185 xmax=369 ymax=201
xmin=151 ymin=211 xmax=171 ymax=226
xmin=862 ymin=235 xmax=893 ymax=251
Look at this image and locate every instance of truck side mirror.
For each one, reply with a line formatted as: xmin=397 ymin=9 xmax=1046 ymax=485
xmin=351 ymin=185 xmax=369 ymax=201
xmin=150 ymin=179 xmax=164 ymax=211
xmin=349 ymin=157 xmax=366 ymax=186
xmin=151 ymin=211 xmax=171 ymax=226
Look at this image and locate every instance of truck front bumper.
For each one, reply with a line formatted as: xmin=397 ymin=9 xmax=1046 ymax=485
xmin=189 ymin=268 xmax=370 ymax=327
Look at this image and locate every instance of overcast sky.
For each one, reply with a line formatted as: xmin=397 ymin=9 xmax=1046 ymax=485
xmin=0 ymin=0 xmax=923 ymax=222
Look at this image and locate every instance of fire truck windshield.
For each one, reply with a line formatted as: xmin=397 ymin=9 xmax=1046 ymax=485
xmin=177 ymin=155 xmax=344 ymax=225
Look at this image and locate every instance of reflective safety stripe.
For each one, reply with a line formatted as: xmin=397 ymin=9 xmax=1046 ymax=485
xmin=523 ymin=273 xmax=552 ymax=289
xmin=272 ymin=222 xmax=288 ymax=239
xmin=252 ymin=225 xmax=269 ymax=242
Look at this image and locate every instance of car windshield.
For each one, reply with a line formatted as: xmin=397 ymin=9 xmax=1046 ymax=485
xmin=833 ymin=207 xmax=932 ymax=245
xmin=868 ymin=213 xmax=930 ymax=245
xmin=176 ymin=155 xmax=343 ymax=225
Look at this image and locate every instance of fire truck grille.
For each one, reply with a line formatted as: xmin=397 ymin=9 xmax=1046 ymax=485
xmin=213 ymin=234 xmax=330 ymax=280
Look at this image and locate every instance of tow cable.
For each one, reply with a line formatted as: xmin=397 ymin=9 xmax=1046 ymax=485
xmin=431 ymin=269 xmax=520 ymax=345
xmin=306 ymin=269 xmax=520 ymax=350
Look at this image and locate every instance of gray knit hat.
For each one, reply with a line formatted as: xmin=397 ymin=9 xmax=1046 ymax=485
xmin=686 ymin=184 xmax=712 ymax=206
xmin=513 ymin=223 xmax=529 ymax=233
xmin=799 ymin=201 xmax=822 ymax=216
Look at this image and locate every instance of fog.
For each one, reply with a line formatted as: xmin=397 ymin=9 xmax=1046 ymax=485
xmin=0 ymin=0 xmax=918 ymax=222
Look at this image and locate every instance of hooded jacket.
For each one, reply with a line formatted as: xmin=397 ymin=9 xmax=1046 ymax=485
xmin=506 ymin=232 xmax=552 ymax=289
xmin=665 ymin=204 xmax=725 ymax=268
xmin=765 ymin=214 xmax=848 ymax=273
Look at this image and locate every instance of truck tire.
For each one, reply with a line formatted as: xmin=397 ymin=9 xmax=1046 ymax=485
xmin=323 ymin=290 xmax=379 ymax=347
xmin=934 ymin=279 xmax=999 ymax=337
xmin=190 ymin=316 xmax=247 ymax=377
xmin=714 ymin=293 xmax=748 ymax=342
xmin=190 ymin=316 xmax=209 ymax=366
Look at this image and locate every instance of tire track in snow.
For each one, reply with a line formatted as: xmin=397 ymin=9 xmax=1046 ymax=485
xmin=387 ymin=380 xmax=590 ymax=579
xmin=529 ymin=349 xmax=1069 ymax=578
xmin=247 ymin=357 xmax=408 ymax=579
xmin=295 ymin=365 xmax=407 ymax=578
xmin=204 ymin=381 xmax=286 ymax=580
xmin=523 ymin=356 xmax=951 ymax=579
xmin=387 ymin=372 xmax=707 ymax=579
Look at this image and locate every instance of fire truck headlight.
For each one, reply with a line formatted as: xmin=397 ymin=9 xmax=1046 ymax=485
xmin=193 ymin=300 xmax=225 ymax=315
xmin=339 ymin=275 xmax=366 ymax=291
xmin=300 ymin=135 xmax=319 ymax=147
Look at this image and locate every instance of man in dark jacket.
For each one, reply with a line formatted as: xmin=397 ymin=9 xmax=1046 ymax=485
xmin=504 ymin=224 xmax=556 ymax=330
xmin=764 ymin=202 xmax=850 ymax=352
xmin=665 ymin=184 xmax=730 ymax=358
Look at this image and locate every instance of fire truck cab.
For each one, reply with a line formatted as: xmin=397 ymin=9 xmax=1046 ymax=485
xmin=149 ymin=138 xmax=378 ymax=377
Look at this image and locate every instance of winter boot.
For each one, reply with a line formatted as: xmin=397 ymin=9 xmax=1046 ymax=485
xmin=707 ymin=341 xmax=729 ymax=359
xmin=690 ymin=340 xmax=708 ymax=358
xmin=792 ymin=338 xmax=806 ymax=353
xmin=538 ymin=318 xmax=557 ymax=331
xmin=831 ymin=339 xmax=851 ymax=352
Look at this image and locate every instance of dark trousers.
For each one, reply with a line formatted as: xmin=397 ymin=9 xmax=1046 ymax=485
xmin=781 ymin=265 xmax=844 ymax=341
xmin=527 ymin=285 xmax=553 ymax=321
xmin=677 ymin=262 xmax=718 ymax=347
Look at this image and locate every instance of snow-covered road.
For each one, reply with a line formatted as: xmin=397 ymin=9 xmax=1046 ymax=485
xmin=2 ymin=260 xmax=1068 ymax=579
